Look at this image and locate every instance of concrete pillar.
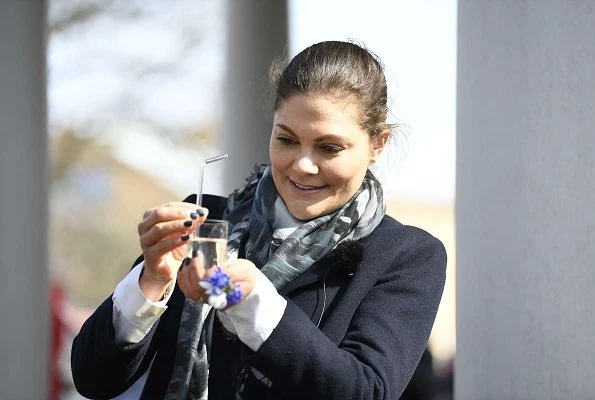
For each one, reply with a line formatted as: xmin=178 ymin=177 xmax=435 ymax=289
xmin=456 ymin=2 xmax=595 ymax=399
xmin=0 ymin=1 xmax=49 ymax=398
xmin=221 ymin=0 xmax=288 ymax=193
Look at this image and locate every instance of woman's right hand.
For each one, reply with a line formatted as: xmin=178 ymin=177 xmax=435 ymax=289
xmin=137 ymin=202 xmax=209 ymax=301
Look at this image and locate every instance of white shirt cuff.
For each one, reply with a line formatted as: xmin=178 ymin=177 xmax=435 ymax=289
xmin=111 ymin=261 xmax=175 ymax=344
xmin=221 ymin=269 xmax=287 ymax=352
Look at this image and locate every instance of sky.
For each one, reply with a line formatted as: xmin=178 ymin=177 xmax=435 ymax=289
xmin=49 ymin=0 xmax=456 ymax=204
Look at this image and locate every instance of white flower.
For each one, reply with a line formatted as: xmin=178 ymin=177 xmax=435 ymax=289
xmin=208 ymin=293 xmax=228 ymax=309
xmin=198 ymin=280 xmax=214 ymax=293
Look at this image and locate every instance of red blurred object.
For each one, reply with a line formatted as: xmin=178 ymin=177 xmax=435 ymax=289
xmin=50 ymin=285 xmax=66 ymax=400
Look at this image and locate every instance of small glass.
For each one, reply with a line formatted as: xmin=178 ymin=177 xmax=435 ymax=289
xmin=190 ymin=219 xmax=229 ymax=269
xmin=191 ymin=153 xmax=228 ymax=269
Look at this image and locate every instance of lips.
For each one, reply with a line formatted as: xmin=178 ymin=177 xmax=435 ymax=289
xmin=292 ymin=180 xmax=324 ymax=190
xmin=290 ymin=179 xmax=327 ymax=193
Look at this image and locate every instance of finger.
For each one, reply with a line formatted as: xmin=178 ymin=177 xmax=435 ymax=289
xmin=140 ymin=219 xmax=196 ymax=249
xmin=139 ymin=207 xmax=194 ymax=236
xmin=138 ymin=206 xmax=209 ymax=236
xmin=142 ymin=202 xmax=204 ymax=219
xmin=177 ymin=264 xmax=193 ymax=299
xmin=187 ymin=251 xmax=208 ymax=281
xmin=178 ymin=260 xmax=204 ymax=302
xmin=178 ymin=257 xmax=190 ymax=272
xmin=219 ymin=259 xmax=256 ymax=305
xmin=144 ymin=234 xmax=191 ymax=264
xmin=177 ymin=269 xmax=193 ymax=300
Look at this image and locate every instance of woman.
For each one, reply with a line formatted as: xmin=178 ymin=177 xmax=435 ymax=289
xmin=71 ymin=41 xmax=446 ymax=399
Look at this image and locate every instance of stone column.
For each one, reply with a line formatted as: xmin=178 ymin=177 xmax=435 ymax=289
xmin=456 ymin=1 xmax=595 ymax=399
xmin=0 ymin=0 xmax=49 ymax=398
xmin=221 ymin=0 xmax=288 ymax=193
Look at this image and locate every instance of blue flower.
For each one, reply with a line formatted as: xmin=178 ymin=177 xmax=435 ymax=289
xmin=206 ymin=267 xmax=231 ymax=289
xmin=226 ymin=284 xmax=242 ymax=306
xmin=199 ymin=280 xmax=219 ymax=296
xmin=198 ymin=267 xmax=243 ymax=309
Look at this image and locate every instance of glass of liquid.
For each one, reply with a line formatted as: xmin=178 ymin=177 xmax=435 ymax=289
xmin=190 ymin=219 xmax=229 ymax=269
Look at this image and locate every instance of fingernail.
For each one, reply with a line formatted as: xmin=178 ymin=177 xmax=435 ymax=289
xmin=197 ymin=209 xmax=205 ymax=217
xmin=184 ymin=220 xmax=192 ymax=227
xmin=184 ymin=257 xmax=191 ymax=266
xmin=190 ymin=212 xmax=199 ymax=220
xmin=181 ymin=234 xmax=190 ymax=241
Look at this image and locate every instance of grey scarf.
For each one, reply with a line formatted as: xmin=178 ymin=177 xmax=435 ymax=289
xmin=164 ymin=164 xmax=385 ymax=399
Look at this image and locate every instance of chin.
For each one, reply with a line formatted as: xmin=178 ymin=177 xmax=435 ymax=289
xmin=286 ymin=206 xmax=315 ymax=221
xmin=286 ymin=203 xmax=337 ymax=221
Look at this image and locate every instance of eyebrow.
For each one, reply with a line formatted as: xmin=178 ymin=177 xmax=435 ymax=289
xmin=275 ymin=124 xmax=347 ymax=143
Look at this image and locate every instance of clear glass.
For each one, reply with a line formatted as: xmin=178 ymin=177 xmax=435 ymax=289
xmin=189 ymin=219 xmax=228 ymax=269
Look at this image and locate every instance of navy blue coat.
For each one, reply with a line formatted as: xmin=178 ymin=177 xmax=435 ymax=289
xmin=71 ymin=194 xmax=446 ymax=399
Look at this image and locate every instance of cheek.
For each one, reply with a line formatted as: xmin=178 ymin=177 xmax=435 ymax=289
xmin=269 ymin=143 xmax=290 ymax=168
xmin=325 ymin=160 xmax=367 ymax=192
xmin=269 ymin=156 xmax=287 ymax=192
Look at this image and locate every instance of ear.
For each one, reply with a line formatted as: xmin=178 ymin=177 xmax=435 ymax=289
xmin=369 ymin=130 xmax=390 ymax=163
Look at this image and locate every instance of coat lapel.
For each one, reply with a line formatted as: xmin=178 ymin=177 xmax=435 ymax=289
xmin=279 ymin=253 xmax=352 ymax=296
xmin=278 ymin=255 xmax=336 ymax=296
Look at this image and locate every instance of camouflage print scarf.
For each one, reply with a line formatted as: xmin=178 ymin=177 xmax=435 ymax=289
xmin=164 ymin=164 xmax=385 ymax=399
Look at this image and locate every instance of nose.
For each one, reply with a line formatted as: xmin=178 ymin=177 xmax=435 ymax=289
xmin=292 ymin=152 xmax=319 ymax=175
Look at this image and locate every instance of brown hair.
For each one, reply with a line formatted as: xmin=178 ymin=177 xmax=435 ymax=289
xmin=270 ymin=41 xmax=392 ymax=141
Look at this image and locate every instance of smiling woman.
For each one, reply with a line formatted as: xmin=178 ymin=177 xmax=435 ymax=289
xmin=269 ymin=40 xmax=389 ymax=221
xmin=271 ymin=94 xmax=386 ymax=220
xmin=71 ymin=41 xmax=446 ymax=400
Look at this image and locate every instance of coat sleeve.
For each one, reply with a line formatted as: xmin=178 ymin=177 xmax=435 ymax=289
xmin=70 ymin=294 xmax=160 ymax=399
xmin=70 ymin=194 xmax=225 ymax=398
xmin=249 ymin=230 xmax=447 ymax=399
xmin=70 ymin=253 xmax=163 ymax=399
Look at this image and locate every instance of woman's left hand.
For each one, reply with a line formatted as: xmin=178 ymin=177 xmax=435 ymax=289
xmin=177 ymin=256 xmax=257 ymax=309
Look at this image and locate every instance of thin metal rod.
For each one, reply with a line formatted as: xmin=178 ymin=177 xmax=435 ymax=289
xmin=197 ymin=153 xmax=229 ymax=206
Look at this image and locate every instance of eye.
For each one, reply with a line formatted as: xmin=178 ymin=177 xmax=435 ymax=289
xmin=320 ymin=145 xmax=343 ymax=154
xmin=276 ymin=136 xmax=296 ymax=146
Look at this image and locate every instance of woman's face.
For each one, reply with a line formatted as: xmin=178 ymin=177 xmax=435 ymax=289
xmin=270 ymin=93 xmax=384 ymax=220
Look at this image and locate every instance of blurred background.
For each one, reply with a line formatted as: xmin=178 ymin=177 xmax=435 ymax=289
xmin=46 ymin=0 xmax=455 ymax=398
xmin=3 ymin=1 xmax=595 ymax=400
